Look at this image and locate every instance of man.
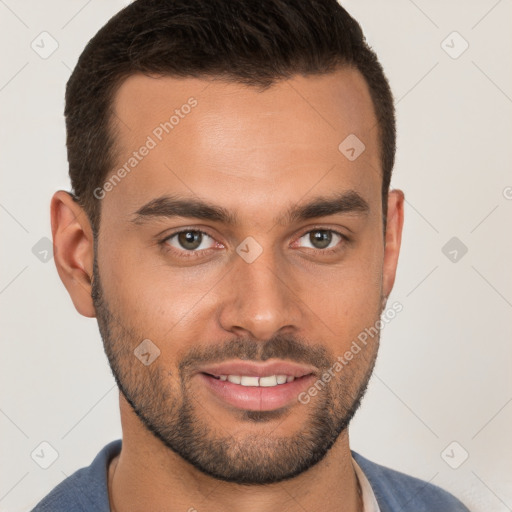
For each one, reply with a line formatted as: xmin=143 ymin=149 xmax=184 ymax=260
xmin=34 ymin=0 xmax=470 ymax=510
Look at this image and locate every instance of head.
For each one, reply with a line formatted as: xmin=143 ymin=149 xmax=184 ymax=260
xmin=52 ymin=0 xmax=404 ymax=486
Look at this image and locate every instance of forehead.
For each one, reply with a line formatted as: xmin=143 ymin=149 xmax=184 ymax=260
xmin=103 ymin=68 xmax=381 ymax=225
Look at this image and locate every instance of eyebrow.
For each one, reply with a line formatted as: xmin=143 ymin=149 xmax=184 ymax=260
xmin=130 ymin=190 xmax=370 ymax=226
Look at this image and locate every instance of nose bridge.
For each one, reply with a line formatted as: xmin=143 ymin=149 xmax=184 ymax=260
xmin=219 ymin=243 xmax=300 ymax=339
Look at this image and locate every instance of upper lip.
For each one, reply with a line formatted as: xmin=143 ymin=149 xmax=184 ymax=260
xmin=196 ymin=360 xmax=317 ymax=378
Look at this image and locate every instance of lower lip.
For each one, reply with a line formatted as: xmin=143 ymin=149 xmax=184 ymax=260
xmin=198 ymin=373 xmax=316 ymax=411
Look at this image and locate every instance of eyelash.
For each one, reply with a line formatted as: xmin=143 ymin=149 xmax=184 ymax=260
xmin=159 ymin=227 xmax=349 ymax=259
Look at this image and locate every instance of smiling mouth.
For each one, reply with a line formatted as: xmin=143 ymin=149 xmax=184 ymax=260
xmin=202 ymin=372 xmax=312 ymax=387
xmin=198 ymin=367 xmax=317 ymax=411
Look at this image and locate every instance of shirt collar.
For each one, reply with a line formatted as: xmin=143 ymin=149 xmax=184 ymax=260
xmin=353 ymin=456 xmax=381 ymax=512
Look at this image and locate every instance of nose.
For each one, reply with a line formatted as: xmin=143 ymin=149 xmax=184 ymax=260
xmin=217 ymin=247 xmax=303 ymax=341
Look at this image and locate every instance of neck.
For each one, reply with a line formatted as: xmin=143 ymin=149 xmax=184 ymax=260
xmin=108 ymin=394 xmax=362 ymax=512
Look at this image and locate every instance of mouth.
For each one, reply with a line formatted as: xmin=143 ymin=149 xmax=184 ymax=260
xmin=195 ymin=360 xmax=317 ymax=411
xmin=204 ymin=373 xmax=300 ymax=387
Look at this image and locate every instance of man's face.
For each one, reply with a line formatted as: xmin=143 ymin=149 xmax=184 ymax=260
xmin=91 ymin=68 xmax=398 ymax=484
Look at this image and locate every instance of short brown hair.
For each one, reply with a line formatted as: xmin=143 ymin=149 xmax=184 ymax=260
xmin=65 ymin=0 xmax=395 ymax=234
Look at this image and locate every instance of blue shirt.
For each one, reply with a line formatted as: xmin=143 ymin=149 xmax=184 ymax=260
xmin=32 ymin=440 xmax=470 ymax=511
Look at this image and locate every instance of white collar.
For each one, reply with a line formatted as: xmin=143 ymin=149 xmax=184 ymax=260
xmin=352 ymin=457 xmax=381 ymax=512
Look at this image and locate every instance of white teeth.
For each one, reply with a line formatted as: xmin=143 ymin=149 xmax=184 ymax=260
xmin=240 ymin=376 xmax=260 ymax=387
xmin=259 ymin=375 xmax=278 ymax=387
xmin=217 ymin=374 xmax=296 ymax=386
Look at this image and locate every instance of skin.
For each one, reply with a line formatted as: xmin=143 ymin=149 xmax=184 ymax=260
xmin=51 ymin=67 xmax=404 ymax=512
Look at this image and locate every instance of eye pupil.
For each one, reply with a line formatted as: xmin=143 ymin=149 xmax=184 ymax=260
xmin=178 ymin=231 xmax=202 ymax=250
xmin=310 ymin=230 xmax=332 ymax=249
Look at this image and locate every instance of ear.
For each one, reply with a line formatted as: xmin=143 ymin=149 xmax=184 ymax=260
xmin=51 ymin=190 xmax=96 ymax=318
xmin=382 ymin=189 xmax=405 ymax=299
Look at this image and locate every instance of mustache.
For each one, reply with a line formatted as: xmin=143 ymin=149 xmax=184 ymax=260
xmin=178 ymin=333 xmax=332 ymax=376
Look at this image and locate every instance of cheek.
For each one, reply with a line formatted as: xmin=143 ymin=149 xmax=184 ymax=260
xmin=298 ymin=251 xmax=383 ymax=343
xmin=101 ymin=245 xmax=222 ymax=341
xmin=310 ymin=274 xmax=382 ymax=342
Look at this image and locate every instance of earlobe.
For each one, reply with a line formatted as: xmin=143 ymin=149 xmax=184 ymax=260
xmin=50 ymin=190 xmax=97 ymax=318
xmin=382 ymin=189 xmax=405 ymax=300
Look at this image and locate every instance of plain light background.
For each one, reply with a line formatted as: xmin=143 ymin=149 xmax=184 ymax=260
xmin=1 ymin=1 xmax=511 ymax=511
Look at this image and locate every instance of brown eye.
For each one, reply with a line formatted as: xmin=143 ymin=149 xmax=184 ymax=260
xmin=165 ymin=230 xmax=216 ymax=252
xmin=297 ymin=229 xmax=344 ymax=251
xmin=178 ymin=231 xmax=202 ymax=250
xmin=310 ymin=230 xmax=332 ymax=249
